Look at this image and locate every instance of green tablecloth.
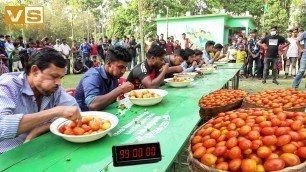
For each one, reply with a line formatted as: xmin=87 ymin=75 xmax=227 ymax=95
xmin=0 ymin=67 xmax=241 ymax=172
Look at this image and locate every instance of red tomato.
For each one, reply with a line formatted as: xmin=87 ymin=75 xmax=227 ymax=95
xmin=275 ymin=127 xmax=288 ymax=136
xmin=72 ymin=127 xmax=85 ymax=135
xmin=215 ymin=162 xmax=228 ymax=171
xmin=210 ymin=130 xmax=221 ymax=139
xmin=271 ymin=118 xmax=281 ymax=126
xmin=226 ymin=137 xmax=238 ymax=149
xmin=200 ymin=153 xmax=217 ymax=166
xmin=228 ymin=146 xmax=242 ymax=159
xmin=288 ymin=131 xmax=300 ymax=141
xmin=291 ymin=120 xmax=303 ymax=131
xmin=217 ymin=134 xmax=227 ymax=142
xmin=239 ymin=125 xmax=251 ymax=135
xmin=282 ymin=143 xmax=297 ymax=153
xmin=227 ymin=123 xmax=236 ymax=130
xmin=297 ymin=147 xmax=306 ymax=158
xmin=248 ymin=130 xmax=260 ymax=140
xmin=191 ymin=136 xmax=202 ymax=144
xmin=280 ymin=153 xmax=301 ymax=167
xmin=226 ymin=130 xmax=239 ymax=139
xmin=264 ymin=158 xmax=285 ymax=171
xmin=257 ymin=146 xmax=272 ymax=158
xmin=261 ymin=127 xmax=275 ymax=136
xmin=262 ymin=136 xmax=278 ymax=146
xmin=193 ymin=146 xmax=206 ymax=158
xmin=273 ymin=108 xmax=283 ymax=114
xmin=239 ymin=139 xmax=252 ymax=150
xmin=277 ymin=112 xmax=287 ymax=121
xmin=251 ymin=140 xmax=263 ymax=150
xmin=203 ymin=139 xmax=216 ymax=148
xmin=276 ymin=135 xmax=291 ymax=146
xmin=248 ymin=154 xmax=262 ymax=164
xmin=213 ymin=146 xmax=227 ymax=157
xmin=192 ymin=143 xmax=203 ymax=152
xmin=241 ymin=159 xmax=256 ymax=172
xmin=229 ymin=158 xmax=242 ymax=171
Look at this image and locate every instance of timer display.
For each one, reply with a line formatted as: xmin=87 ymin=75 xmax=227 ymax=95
xmin=112 ymin=142 xmax=162 ymax=166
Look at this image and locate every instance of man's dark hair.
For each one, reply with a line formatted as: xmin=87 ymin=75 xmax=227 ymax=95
xmin=5 ymin=35 xmax=11 ymax=39
xmin=18 ymin=36 xmax=23 ymax=40
xmin=28 ymin=38 xmax=33 ymax=42
xmin=287 ymin=29 xmax=293 ymax=33
xmin=205 ymin=40 xmax=215 ymax=49
xmin=107 ymin=45 xmax=132 ymax=62
xmin=300 ymin=29 xmax=304 ymax=32
xmin=173 ymin=49 xmax=185 ymax=57
xmin=104 ymin=36 xmax=108 ymax=39
xmin=147 ymin=45 xmax=166 ymax=59
xmin=13 ymin=42 xmax=19 ymax=47
xmin=36 ymin=40 xmax=40 ymax=45
xmin=238 ymin=35 xmax=243 ymax=38
xmin=215 ymin=43 xmax=223 ymax=49
xmin=29 ymin=40 xmax=35 ymax=45
xmin=83 ymin=38 xmax=87 ymax=41
xmin=45 ymin=37 xmax=49 ymax=41
xmin=182 ymin=33 xmax=186 ymax=36
xmin=181 ymin=48 xmax=195 ymax=61
xmin=25 ymin=48 xmax=66 ymax=75
xmin=123 ymin=35 xmax=127 ymax=39
xmin=292 ymin=28 xmax=298 ymax=32
xmin=271 ymin=26 xmax=278 ymax=30
xmin=0 ymin=34 xmax=4 ymax=38
xmin=62 ymin=39 xmax=66 ymax=42
xmin=194 ymin=49 xmax=203 ymax=56
xmin=147 ymin=35 xmax=152 ymax=38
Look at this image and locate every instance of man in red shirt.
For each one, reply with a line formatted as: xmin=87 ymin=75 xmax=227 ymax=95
xmin=165 ymin=37 xmax=174 ymax=55
xmin=90 ymin=38 xmax=98 ymax=60
xmin=127 ymin=45 xmax=169 ymax=89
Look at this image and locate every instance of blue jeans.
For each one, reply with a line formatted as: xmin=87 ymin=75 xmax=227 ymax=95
xmin=128 ymin=56 xmax=137 ymax=70
xmin=292 ymin=57 xmax=306 ymax=88
xmin=263 ymin=58 xmax=278 ymax=81
xmin=248 ymin=55 xmax=261 ymax=77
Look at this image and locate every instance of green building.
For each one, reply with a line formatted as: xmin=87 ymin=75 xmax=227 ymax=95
xmin=156 ymin=13 xmax=256 ymax=49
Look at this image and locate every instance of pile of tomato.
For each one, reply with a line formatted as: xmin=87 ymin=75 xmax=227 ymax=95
xmin=245 ymin=89 xmax=306 ymax=109
xmin=59 ymin=116 xmax=111 ymax=135
xmin=191 ymin=108 xmax=306 ymax=171
xmin=199 ymin=89 xmax=248 ymax=108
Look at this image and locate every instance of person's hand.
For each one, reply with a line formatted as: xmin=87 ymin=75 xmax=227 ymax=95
xmin=120 ymin=81 xmax=134 ymax=93
xmin=24 ymin=123 xmax=51 ymax=143
xmin=54 ymin=106 xmax=82 ymax=126
xmin=192 ymin=61 xmax=197 ymax=67
xmin=162 ymin=63 xmax=169 ymax=73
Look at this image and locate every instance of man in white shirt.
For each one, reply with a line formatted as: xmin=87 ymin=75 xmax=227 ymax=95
xmin=285 ymin=28 xmax=300 ymax=78
xmin=5 ymin=35 xmax=14 ymax=72
xmin=180 ymin=33 xmax=193 ymax=50
xmin=59 ymin=39 xmax=71 ymax=74
xmin=53 ymin=39 xmax=61 ymax=52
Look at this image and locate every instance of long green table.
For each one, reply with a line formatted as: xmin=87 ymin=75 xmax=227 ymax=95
xmin=0 ymin=66 xmax=242 ymax=172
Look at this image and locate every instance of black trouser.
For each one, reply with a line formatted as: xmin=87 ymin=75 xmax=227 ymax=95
xmin=66 ymin=59 xmax=71 ymax=74
xmin=228 ymin=60 xmax=236 ymax=63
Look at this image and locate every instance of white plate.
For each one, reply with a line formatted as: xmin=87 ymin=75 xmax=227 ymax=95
xmin=124 ymin=89 xmax=168 ymax=106
xmin=173 ymin=72 xmax=198 ymax=78
xmin=50 ymin=111 xmax=119 ymax=143
xmin=164 ymin=78 xmax=194 ymax=88
xmin=195 ymin=68 xmax=215 ymax=74
xmin=214 ymin=61 xmax=227 ymax=66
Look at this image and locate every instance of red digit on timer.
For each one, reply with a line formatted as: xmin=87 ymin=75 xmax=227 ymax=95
xmin=119 ymin=150 xmax=125 ymax=159
xmin=125 ymin=149 xmax=130 ymax=159
xmin=151 ymin=146 xmax=156 ymax=156
xmin=132 ymin=148 xmax=138 ymax=158
xmin=138 ymin=148 xmax=143 ymax=158
xmin=146 ymin=147 xmax=150 ymax=157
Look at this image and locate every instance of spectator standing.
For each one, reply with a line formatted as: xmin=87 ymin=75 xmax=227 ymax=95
xmin=128 ymin=36 xmax=138 ymax=70
xmin=71 ymin=40 xmax=80 ymax=62
xmin=285 ymin=28 xmax=299 ymax=78
xmin=258 ymin=26 xmax=289 ymax=85
xmin=180 ymin=33 xmax=193 ymax=49
xmin=165 ymin=37 xmax=174 ymax=55
xmin=226 ymin=40 xmax=237 ymax=63
xmin=59 ymin=39 xmax=71 ymax=74
xmin=248 ymin=29 xmax=261 ymax=79
xmin=90 ymin=38 xmax=98 ymax=59
xmin=10 ymin=42 xmax=23 ymax=72
xmin=145 ymin=35 xmax=153 ymax=54
xmin=80 ymin=38 xmax=92 ymax=62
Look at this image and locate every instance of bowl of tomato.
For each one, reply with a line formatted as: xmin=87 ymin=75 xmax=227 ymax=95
xmin=50 ymin=111 xmax=119 ymax=143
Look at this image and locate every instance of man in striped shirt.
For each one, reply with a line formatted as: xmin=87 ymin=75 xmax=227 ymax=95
xmin=0 ymin=48 xmax=81 ymax=154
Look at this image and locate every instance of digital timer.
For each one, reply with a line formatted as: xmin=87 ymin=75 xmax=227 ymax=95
xmin=112 ymin=142 xmax=162 ymax=166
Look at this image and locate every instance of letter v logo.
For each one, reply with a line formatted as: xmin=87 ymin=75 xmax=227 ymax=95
xmin=5 ymin=6 xmax=25 ymax=24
